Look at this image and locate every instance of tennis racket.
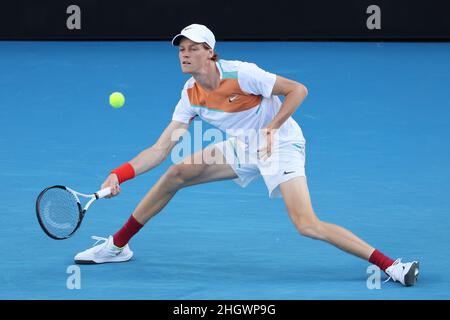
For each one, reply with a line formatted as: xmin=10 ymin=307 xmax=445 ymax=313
xmin=35 ymin=185 xmax=112 ymax=240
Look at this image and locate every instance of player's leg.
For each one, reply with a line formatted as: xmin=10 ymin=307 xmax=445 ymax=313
xmin=74 ymin=144 xmax=237 ymax=264
xmin=279 ymin=176 xmax=419 ymax=286
xmin=132 ymin=145 xmax=237 ymax=225
xmin=279 ymin=176 xmax=374 ymax=259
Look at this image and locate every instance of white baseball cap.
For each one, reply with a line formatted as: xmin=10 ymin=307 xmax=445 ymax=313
xmin=172 ymin=24 xmax=216 ymax=49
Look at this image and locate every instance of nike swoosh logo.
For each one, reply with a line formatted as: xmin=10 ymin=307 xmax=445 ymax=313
xmin=283 ymin=171 xmax=295 ymax=175
xmin=229 ymin=95 xmax=238 ymax=102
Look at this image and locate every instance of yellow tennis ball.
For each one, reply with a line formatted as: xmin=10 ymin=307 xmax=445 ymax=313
xmin=109 ymin=92 xmax=125 ymax=108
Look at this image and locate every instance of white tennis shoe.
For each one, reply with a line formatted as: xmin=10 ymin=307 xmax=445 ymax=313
xmin=74 ymin=236 xmax=133 ymax=264
xmin=385 ymin=258 xmax=420 ymax=286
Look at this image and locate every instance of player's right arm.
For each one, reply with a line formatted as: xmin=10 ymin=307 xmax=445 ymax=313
xmin=102 ymin=120 xmax=190 ymax=197
xmin=129 ymin=120 xmax=190 ymax=175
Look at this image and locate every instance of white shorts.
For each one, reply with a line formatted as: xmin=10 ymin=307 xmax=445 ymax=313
xmin=215 ymin=137 xmax=306 ymax=198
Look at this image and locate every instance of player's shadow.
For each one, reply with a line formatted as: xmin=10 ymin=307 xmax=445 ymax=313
xmin=138 ymin=258 xmax=366 ymax=284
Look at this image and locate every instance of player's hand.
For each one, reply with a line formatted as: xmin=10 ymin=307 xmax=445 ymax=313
xmin=257 ymin=126 xmax=277 ymax=161
xmin=101 ymin=173 xmax=121 ymax=198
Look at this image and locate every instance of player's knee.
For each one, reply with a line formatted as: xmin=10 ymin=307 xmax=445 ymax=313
xmin=164 ymin=165 xmax=188 ymax=190
xmin=164 ymin=164 xmax=198 ymax=190
xmin=296 ymin=219 xmax=325 ymax=240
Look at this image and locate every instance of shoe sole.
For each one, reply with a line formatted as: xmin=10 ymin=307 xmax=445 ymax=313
xmin=75 ymin=259 xmax=131 ymax=265
xmin=75 ymin=254 xmax=133 ymax=265
xmin=404 ymin=262 xmax=420 ymax=286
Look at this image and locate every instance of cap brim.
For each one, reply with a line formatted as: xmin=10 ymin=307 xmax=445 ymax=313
xmin=171 ymin=31 xmax=207 ymax=46
xmin=171 ymin=34 xmax=184 ymax=46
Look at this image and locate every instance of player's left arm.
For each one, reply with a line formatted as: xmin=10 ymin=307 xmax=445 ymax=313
xmin=268 ymin=75 xmax=308 ymax=130
xmin=258 ymin=76 xmax=308 ymax=159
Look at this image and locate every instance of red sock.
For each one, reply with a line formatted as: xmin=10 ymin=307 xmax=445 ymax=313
xmin=369 ymin=249 xmax=395 ymax=272
xmin=113 ymin=215 xmax=143 ymax=248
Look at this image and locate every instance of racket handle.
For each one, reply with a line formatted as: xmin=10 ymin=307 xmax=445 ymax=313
xmin=95 ymin=187 xmax=112 ymax=199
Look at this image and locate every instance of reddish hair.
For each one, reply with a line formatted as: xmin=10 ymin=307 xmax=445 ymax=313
xmin=202 ymin=43 xmax=219 ymax=61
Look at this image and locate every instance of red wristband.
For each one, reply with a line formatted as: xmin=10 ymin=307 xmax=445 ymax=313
xmin=111 ymin=163 xmax=135 ymax=184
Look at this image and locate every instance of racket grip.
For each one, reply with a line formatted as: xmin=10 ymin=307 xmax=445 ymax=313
xmin=95 ymin=187 xmax=112 ymax=199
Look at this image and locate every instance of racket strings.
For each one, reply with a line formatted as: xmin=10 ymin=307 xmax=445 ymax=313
xmin=37 ymin=188 xmax=81 ymax=238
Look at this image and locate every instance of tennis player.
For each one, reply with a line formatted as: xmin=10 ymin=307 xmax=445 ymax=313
xmin=75 ymin=24 xmax=419 ymax=286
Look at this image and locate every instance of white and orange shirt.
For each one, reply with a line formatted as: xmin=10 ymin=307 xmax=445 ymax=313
xmin=172 ymin=59 xmax=305 ymax=146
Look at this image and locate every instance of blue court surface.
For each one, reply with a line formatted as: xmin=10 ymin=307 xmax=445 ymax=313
xmin=1 ymin=41 xmax=449 ymax=300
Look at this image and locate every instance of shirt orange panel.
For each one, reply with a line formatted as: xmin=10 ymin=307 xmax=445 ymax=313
xmin=187 ymin=79 xmax=261 ymax=113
